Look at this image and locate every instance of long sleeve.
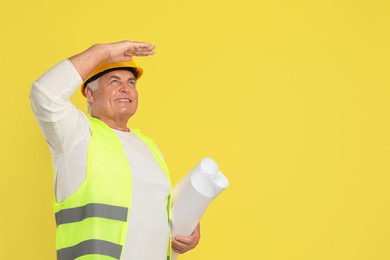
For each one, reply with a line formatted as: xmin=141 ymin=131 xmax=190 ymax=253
xmin=30 ymin=59 xmax=90 ymax=155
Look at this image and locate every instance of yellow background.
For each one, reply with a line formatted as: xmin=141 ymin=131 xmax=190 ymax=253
xmin=1 ymin=0 xmax=389 ymax=259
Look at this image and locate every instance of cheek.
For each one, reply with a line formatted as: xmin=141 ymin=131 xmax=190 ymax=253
xmin=94 ymin=88 xmax=107 ymax=99
xmin=101 ymin=89 xmax=116 ymax=102
xmin=132 ymin=90 xmax=139 ymax=100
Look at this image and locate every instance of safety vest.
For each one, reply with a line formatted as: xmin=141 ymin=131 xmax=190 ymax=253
xmin=54 ymin=116 xmax=172 ymax=260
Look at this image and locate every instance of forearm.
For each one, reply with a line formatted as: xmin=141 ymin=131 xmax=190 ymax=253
xmin=68 ymin=44 xmax=110 ymax=80
xmin=30 ymin=60 xmax=88 ymax=154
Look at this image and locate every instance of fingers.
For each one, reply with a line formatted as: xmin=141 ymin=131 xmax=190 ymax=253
xmin=130 ymin=42 xmax=155 ymax=51
xmin=173 ymin=236 xmax=193 ymax=245
xmin=172 ymin=235 xmax=200 ymax=254
xmin=124 ymin=43 xmax=155 ymax=57
xmin=106 ymin=40 xmax=155 ymax=62
xmin=171 ymin=224 xmax=201 ymax=254
xmin=172 ymin=239 xmax=185 ymax=254
xmin=172 ymin=237 xmax=192 ymax=254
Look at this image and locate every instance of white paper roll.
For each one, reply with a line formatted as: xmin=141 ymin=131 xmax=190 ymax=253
xmin=171 ymin=157 xmax=229 ymax=259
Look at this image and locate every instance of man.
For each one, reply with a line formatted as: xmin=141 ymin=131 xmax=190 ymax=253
xmin=30 ymin=40 xmax=200 ymax=260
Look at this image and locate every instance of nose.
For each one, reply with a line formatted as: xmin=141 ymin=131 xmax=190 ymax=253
xmin=119 ymin=82 xmax=131 ymax=93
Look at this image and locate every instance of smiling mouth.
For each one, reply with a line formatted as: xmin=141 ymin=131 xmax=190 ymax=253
xmin=115 ymin=98 xmax=132 ymax=103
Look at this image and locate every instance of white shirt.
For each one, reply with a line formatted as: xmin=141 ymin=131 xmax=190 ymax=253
xmin=30 ymin=60 xmax=171 ymax=259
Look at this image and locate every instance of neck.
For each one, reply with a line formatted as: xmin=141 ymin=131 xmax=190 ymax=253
xmin=108 ymin=124 xmax=130 ymax=132
xmin=91 ymin=114 xmax=130 ymax=132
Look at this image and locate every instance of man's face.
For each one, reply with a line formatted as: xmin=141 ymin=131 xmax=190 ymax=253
xmin=87 ymin=70 xmax=138 ymax=120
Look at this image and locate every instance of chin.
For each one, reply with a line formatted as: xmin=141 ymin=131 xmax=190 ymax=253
xmin=119 ymin=109 xmax=137 ymax=117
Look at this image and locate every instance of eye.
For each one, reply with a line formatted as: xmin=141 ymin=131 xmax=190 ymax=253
xmin=128 ymin=80 xmax=136 ymax=87
xmin=109 ymin=79 xmax=120 ymax=85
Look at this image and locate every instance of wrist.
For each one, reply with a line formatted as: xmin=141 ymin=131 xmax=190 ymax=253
xmin=89 ymin=44 xmax=111 ymax=64
xmin=69 ymin=44 xmax=111 ymax=80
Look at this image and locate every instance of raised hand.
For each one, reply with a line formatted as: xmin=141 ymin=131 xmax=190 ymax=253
xmin=104 ymin=40 xmax=155 ymax=63
xmin=69 ymin=40 xmax=155 ymax=80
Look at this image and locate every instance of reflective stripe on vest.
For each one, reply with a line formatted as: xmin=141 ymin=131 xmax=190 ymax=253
xmin=53 ymin=116 xmax=172 ymax=260
xmin=57 ymin=239 xmax=122 ymax=259
xmin=55 ymin=203 xmax=128 ymax=226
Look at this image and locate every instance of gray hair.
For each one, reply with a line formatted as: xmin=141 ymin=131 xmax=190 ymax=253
xmin=86 ymin=78 xmax=99 ymax=113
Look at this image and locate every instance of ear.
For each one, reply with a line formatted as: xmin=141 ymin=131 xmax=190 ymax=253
xmin=84 ymin=87 xmax=95 ymax=103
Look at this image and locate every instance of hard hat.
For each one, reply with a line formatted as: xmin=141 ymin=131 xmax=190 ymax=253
xmin=81 ymin=59 xmax=143 ymax=97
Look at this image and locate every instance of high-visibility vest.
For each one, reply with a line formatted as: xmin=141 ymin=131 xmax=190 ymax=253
xmin=54 ymin=116 xmax=172 ymax=260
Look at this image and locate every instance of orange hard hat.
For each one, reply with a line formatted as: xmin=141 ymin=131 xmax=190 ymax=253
xmin=81 ymin=59 xmax=143 ymax=97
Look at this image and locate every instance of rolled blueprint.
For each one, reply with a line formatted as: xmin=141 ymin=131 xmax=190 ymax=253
xmin=171 ymin=157 xmax=229 ymax=259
